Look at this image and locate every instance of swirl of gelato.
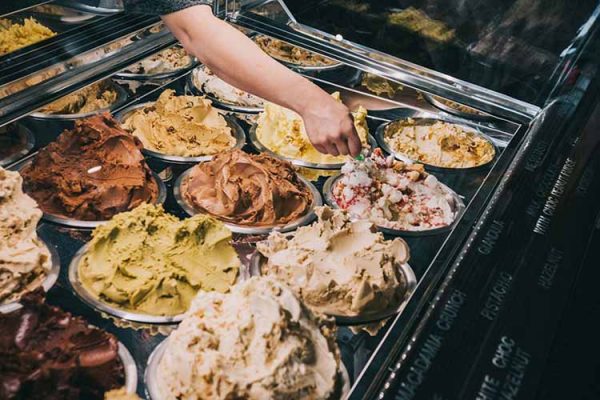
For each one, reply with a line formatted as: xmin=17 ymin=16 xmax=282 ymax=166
xmin=182 ymin=150 xmax=313 ymax=226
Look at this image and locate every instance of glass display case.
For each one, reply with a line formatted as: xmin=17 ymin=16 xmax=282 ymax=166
xmin=1 ymin=1 xmax=599 ymax=399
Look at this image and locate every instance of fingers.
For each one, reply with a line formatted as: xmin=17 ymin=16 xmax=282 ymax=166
xmin=324 ymin=143 xmax=340 ymax=156
xmin=347 ymin=127 xmax=362 ymax=157
xmin=334 ymin=137 xmax=350 ymax=156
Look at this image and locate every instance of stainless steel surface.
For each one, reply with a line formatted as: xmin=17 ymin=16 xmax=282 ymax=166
xmin=0 ymin=232 xmax=60 ymax=314
xmin=423 ymin=93 xmax=494 ymax=121
xmin=374 ymin=117 xmax=498 ymax=172
xmin=250 ymin=251 xmax=417 ymax=325
xmin=0 ymin=124 xmax=35 ymax=167
xmin=322 ymin=174 xmax=466 ymax=237
xmin=174 ymin=166 xmax=323 ymax=234
xmin=116 ymin=102 xmax=247 ymax=164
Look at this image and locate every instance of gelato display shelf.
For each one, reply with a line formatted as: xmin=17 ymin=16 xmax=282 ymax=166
xmin=1 ymin=1 xmax=600 ymax=400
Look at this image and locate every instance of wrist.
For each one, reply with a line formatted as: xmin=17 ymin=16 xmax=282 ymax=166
xmin=288 ymin=77 xmax=326 ymax=116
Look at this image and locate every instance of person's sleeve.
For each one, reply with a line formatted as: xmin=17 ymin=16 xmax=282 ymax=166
xmin=123 ymin=0 xmax=211 ymax=15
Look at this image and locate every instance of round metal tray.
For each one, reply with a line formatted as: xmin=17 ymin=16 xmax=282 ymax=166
xmin=374 ymin=117 xmax=498 ymax=173
xmin=0 ymin=124 xmax=35 ymax=167
xmin=322 ymin=174 xmax=465 ymax=237
xmin=249 ymin=251 xmax=417 ymax=325
xmin=116 ymin=102 xmax=247 ymax=164
xmin=117 ymin=341 xmax=139 ymax=394
xmin=423 ymin=93 xmax=493 ymax=121
xmin=0 ymin=233 xmax=60 ymax=314
xmin=145 ymin=338 xmax=350 ymax=400
xmin=249 ymin=124 xmax=378 ymax=170
xmin=174 ymin=166 xmax=323 ymax=234
xmin=114 ymin=48 xmax=198 ymax=81
xmin=69 ymin=243 xmax=188 ymax=325
xmin=18 ymin=159 xmax=167 ymax=229
xmin=27 ymin=81 xmax=129 ymax=121
xmin=186 ymin=68 xmax=265 ymax=114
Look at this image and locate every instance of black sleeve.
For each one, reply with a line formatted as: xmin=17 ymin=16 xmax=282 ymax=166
xmin=123 ymin=0 xmax=211 ymax=15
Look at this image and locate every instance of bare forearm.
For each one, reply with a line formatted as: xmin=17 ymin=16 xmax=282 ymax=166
xmin=162 ymin=5 xmax=327 ymax=115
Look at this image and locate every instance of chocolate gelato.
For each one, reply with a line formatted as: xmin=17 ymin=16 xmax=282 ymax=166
xmin=78 ymin=203 xmax=240 ymax=317
xmin=257 ymin=206 xmax=410 ymax=317
xmin=0 ymin=292 xmax=125 ymax=399
xmin=21 ymin=114 xmax=158 ymax=221
xmin=156 ymin=277 xmax=341 ymax=400
xmin=0 ymin=168 xmax=51 ymax=305
xmin=39 ymin=80 xmax=119 ymax=115
xmin=182 ymin=150 xmax=313 ymax=226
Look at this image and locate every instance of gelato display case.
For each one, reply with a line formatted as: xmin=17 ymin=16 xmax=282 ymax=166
xmin=1 ymin=1 xmax=600 ymax=399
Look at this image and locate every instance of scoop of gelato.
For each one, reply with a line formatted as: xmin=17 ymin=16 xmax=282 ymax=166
xmin=0 ymin=167 xmax=51 ymax=304
xmin=0 ymin=18 xmax=56 ymax=56
xmin=39 ymin=80 xmax=119 ymax=115
xmin=78 ymin=204 xmax=240 ymax=316
xmin=258 ymin=206 xmax=410 ymax=317
xmin=156 ymin=277 xmax=341 ymax=399
xmin=182 ymin=149 xmax=313 ymax=226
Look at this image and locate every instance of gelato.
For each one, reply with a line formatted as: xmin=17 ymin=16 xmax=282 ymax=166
xmin=39 ymin=80 xmax=120 ymax=115
xmin=0 ymin=18 xmax=56 ymax=56
xmin=361 ymin=73 xmax=404 ymax=98
xmin=156 ymin=277 xmax=341 ymax=400
xmin=384 ymin=118 xmax=496 ymax=168
xmin=182 ymin=150 xmax=314 ymax=226
xmin=21 ymin=114 xmax=158 ymax=221
xmin=255 ymin=93 xmax=370 ymax=165
xmin=78 ymin=204 xmax=240 ymax=317
xmin=331 ymin=149 xmax=459 ymax=231
xmin=104 ymin=389 xmax=141 ymax=400
xmin=192 ymin=65 xmax=265 ymax=108
xmin=0 ymin=167 xmax=51 ymax=305
xmin=122 ymin=46 xmax=192 ymax=75
xmin=387 ymin=7 xmax=456 ymax=43
xmin=0 ymin=292 xmax=125 ymax=400
xmin=255 ymin=35 xmax=338 ymax=67
xmin=121 ymin=89 xmax=236 ymax=157
xmin=430 ymin=95 xmax=486 ymax=116
xmin=257 ymin=206 xmax=410 ymax=317
xmin=0 ymin=124 xmax=30 ymax=165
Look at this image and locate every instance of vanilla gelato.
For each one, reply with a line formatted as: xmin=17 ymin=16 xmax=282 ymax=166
xmin=0 ymin=167 xmax=51 ymax=304
xmin=256 ymin=93 xmax=369 ymax=165
xmin=156 ymin=277 xmax=341 ymax=399
xmin=192 ymin=65 xmax=265 ymax=108
xmin=257 ymin=206 xmax=410 ymax=317
xmin=123 ymin=46 xmax=192 ymax=75
xmin=384 ymin=119 xmax=495 ymax=168
xmin=121 ymin=89 xmax=236 ymax=157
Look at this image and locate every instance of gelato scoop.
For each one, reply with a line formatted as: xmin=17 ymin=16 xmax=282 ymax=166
xmin=192 ymin=65 xmax=265 ymax=108
xmin=331 ymin=149 xmax=459 ymax=231
xmin=383 ymin=119 xmax=496 ymax=168
xmin=78 ymin=204 xmax=240 ymax=317
xmin=257 ymin=206 xmax=410 ymax=317
xmin=156 ymin=276 xmax=341 ymax=400
xmin=0 ymin=292 xmax=126 ymax=400
xmin=122 ymin=46 xmax=192 ymax=75
xmin=255 ymin=93 xmax=370 ymax=165
xmin=0 ymin=167 xmax=51 ymax=305
xmin=39 ymin=80 xmax=120 ymax=115
xmin=121 ymin=89 xmax=236 ymax=157
xmin=182 ymin=149 xmax=314 ymax=226
xmin=255 ymin=35 xmax=337 ymax=67
xmin=0 ymin=18 xmax=56 ymax=56
xmin=21 ymin=113 xmax=159 ymax=221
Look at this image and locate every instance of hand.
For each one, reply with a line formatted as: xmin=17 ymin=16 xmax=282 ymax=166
xmin=300 ymin=94 xmax=362 ymax=157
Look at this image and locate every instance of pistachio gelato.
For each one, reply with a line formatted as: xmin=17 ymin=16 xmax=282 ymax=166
xmin=78 ymin=204 xmax=240 ymax=317
xmin=156 ymin=277 xmax=341 ymax=399
xmin=0 ymin=167 xmax=51 ymax=305
xmin=257 ymin=207 xmax=410 ymax=317
xmin=121 ymin=89 xmax=236 ymax=157
xmin=256 ymin=92 xmax=369 ymax=165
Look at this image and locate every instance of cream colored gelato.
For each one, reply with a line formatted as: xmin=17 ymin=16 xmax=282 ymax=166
xmin=123 ymin=47 xmax=192 ymax=75
xmin=257 ymin=206 xmax=410 ymax=317
xmin=0 ymin=167 xmax=51 ymax=304
xmin=121 ymin=89 xmax=236 ymax=157
xmin=156 ymin=276 xmax=341 ymax=400
xmin=192 ymin=65 xmax=265 ymax=108
xmin=256 ymin=93 xmax=369 ymax=165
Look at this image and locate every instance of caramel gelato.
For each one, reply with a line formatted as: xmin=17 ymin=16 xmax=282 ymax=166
xmin=78 ymin=204 xmax=240 ymax=317
xmin=156 ymin=277 xmax=341 ymax=399
xmin=384 ymin=119 xmax=495 ymax=168
xmin=122 ymin=46 xmax=192 ymax=75
xmin=182 ymin=150 xmax=314 ymax=226
xmin=0 ymin=168 xmax=51 ymax=305
xmin=39 ymin=80 xmax=119 ymax=115
xmin=0 ymin=18 xmax=56 ymax=56
xmin=21 ymin=114 xmax=158 ymax=221
xmin=121 ymin=89 xmax=236 ymax=157
xmin=256 ymin=93 xmax=370 ymax=165
xmin=255 ymin=35 xmax=338 ymax=67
